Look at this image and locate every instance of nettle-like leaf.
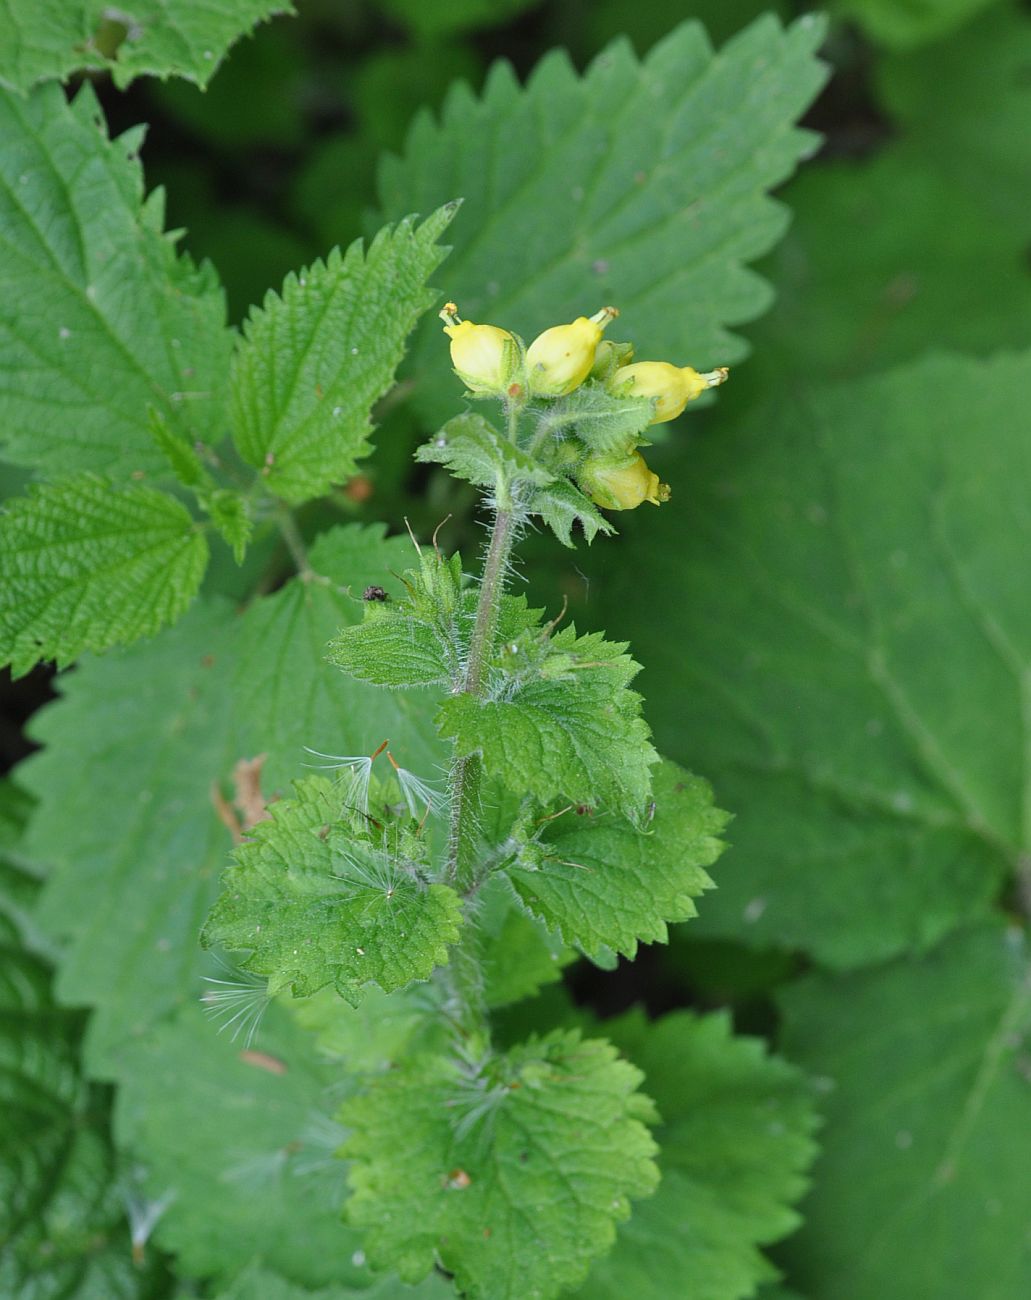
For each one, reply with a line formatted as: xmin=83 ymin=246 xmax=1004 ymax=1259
xmin=202 ymin=776 xmax=463 ymax=1003
xmin=112 ymin=1002 xmax=372 ymax=1290
xmin=0 ymin=475 xmax=209 ymax=676
xmin=779 ymin=921 xmax=1031 ymax=1299
xmin=576 ymin=1009 xmax=819 ymax=1300
xmin=0 ymin=83 xmax=233 ymax=478
xmin=329 ymin=549 xmax=469 ymax=689
xmin=19 ymin=525 xmax=443 ymax=1072
xmin=0 ymin=0 xmax=294 ymax=93
xmin=214 ymin=1262 xmax=454 ymax=1300
xmin=438 ymin=623 xmax=657 ymax=819
xmin=342 ymin=1029 xmax=659 ymax=1299
xmin=415 ymin=411 xmax=557 ymax=491
xmin=231 ymin=206 xmax=455 ymax=503
xmin=506 ymin=760 xmax=725 ymax=960
xmin=0 ymin=891 xmax=164 ymax=1296
xmin=379 ymin=14 xmax=827 ymax=425
xmin=591 ymin=350 xmax=1031 ymax=967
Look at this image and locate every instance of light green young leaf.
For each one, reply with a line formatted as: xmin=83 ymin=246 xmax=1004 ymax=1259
xmin=0 ymin=474 xmax=209 ymax=676
xmin=203 ymin=776 xmax=462 ymax=1003
xmin=328 ymin=548 xmax=467 ymax=689
xmin=19 ymin=526 xmax=444 ymax=1072
xmin=590 ymin=350 xmax=1031 ymax=967
xmin=0 ymin=0 xmax=294 ymax=93
xmin=203 ymin=488 xmax=252 ymax=564
xmin=415 ymin=411 xmax=557 ymax=491
xmin=507 ymin=760 xmax=725 ymax=960
xmin=533 ymin=384 xmax=656 ymax=457
xmin=113 ymin=1002 xmax=371 ymax=1289
xmin=438 ymin=624 xmax=657 ymax=819
xmin=778 ymin=921 xmax=1031 ymax=1300
xmin=0 ymin=83 xmax=233 ymax=478
xmin=576 ymin=1009 xmax=819 ymax=1300
xmin=530 ymin=477 xmax=615 ymax=547
xmin=342 ymin=1029 xmax=659 ymax=1299
xmin=379 ymin=15 xmax=827 ymax=425
xmin=231 ymin=207 xmax=455 ymax=503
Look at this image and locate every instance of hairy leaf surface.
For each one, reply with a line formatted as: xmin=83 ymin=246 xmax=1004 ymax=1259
xmin=231 ymin=207 xmax=454 ymax=503
xmin=379 ymin=15 xmax=827 ymax=423
xmin=438 ymin=625 xmax=656 ymax=819
xmin=590 ymin=351 xmax=1031 ymax=965
xmin=0 ymin=83 xmax=233 ymax=476
xmin=779 ymin=922 xmax=1031 ymax=1299
xmin=507 ymin=761 xmax=725 ymax=960
xmin=203 ymin=777 xmax=463 ymax=1002
xmin=0 ymin=475 xmax=208 ymax=675
xmin=342 ymin=1029 xmax=659 ymax=1299
xmin=577 ymin=1009 xmax=819 ymax=1299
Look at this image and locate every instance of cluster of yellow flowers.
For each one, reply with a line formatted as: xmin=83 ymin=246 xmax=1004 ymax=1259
xmin=439 ymin=302 xmax=727 ymax=510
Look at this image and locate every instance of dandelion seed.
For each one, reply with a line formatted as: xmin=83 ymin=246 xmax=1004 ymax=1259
xmin=387 ymin=751 xmax=442 ymax=820
xmin=122 ymin=1182 xmax=176 ymax=1265
xmin=200 ymin=965 xmax=270 ymax=1047
xmin=302 ymin=748 xmax=376 ymax=814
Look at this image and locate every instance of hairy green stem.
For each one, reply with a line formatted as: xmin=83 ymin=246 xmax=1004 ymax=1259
xmin=275 ymin=504 xmax=311 ymax=578
xmin=445 ymin=505 xmax=517 ymax=895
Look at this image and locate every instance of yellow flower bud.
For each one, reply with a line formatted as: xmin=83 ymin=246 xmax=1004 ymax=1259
xmin=526 ymin=306 xmax=618 ymax=397
xmin=578 ymin=451 xmax=670 ymax=511
xmin=610 ymin=361 xmax=729 ymax=424
xmin=440 ymin=302 xmax=519 ymax=395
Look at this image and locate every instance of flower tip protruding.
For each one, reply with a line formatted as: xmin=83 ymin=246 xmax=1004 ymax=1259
xmin=526 ymin=305 xmax=620 ymax=397
xmin=439 ymin=301 xmax=462 ymax=332
xmin=703 ymin=366 xmax=729 ymax=389
xmin=590 ymin=305 xmax=620 ymax=328
xmin=439 ymin=304 xmax=519 ymax=394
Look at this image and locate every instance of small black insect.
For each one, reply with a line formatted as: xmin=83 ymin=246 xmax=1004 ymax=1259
xmin=362 ymin=585 xmax=389 ymax=602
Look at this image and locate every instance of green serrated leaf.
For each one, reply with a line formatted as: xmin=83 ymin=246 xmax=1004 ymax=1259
xmin=438 ymin=623 xmax=656 ymax=819
xmin=231 ymin=207 xmax=455 ymax=504
xmin=576 ymin=1008 xmax=819 ymax=1300
xmin=0 ymin=474 xmax=209 ymax=676
xmin=148 ymin=407 xmax=206 ymax=486
xmin=343 ymin=1029 xmax=659 ymax=1299
xmin=0 ymin=0 xmax=295 ymax=93
xmin=507 ymin=760 xmax=725 ymax=960
xmin=533 ymin=383 xmax=656 ymax=457
xmin=19 ymin=526 xmax=444 ymax=1071
xmin=204 ymin=488 xmax=252 ymax=563
xmin=590 ymin=350 xmax=1031 ymax=967
xmin=379 ymin=15 xmax=827 ymax=426
xmin=530 ymin=476 xmax=615 ymax=547
xmin=416 ymin=411 xmax=556 ymax=491
xmin=0 ymin=83 xmax=233 ymax=478
xmin=778 ymin=921 xmax=1031 ymax=1300
xmin=203 ymin=776 xmax=463 ymax=1003
xmin=112 ymin=1002 xmax=371 ymax=1289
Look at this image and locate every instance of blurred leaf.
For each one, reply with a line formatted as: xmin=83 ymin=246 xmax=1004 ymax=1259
xmin=113 ymin=1003 xmax=369 ymax=1288
xmin=588 ymin=350 xmax=1031 ymax=967
xmin=0 ymin=476 xmax=209 ymax=676
xmin=0 ymin=83 xmax=233 ymax=478
xmin=292 ymin=134 xmax=379 ymax=253
xmin=231 ymin=207 xmax=455 ymax=502
xmin=377 ymin=0 xmax=542 ymax=37
xmin=18 ymin=526 xmax=444 ymax=1072
xmin=755 ymin=147 xmax=1031 ymax=379
xmin=583 ymin=0 xmax=790 ymax=54
xmin=576 ymin=1009 xmax=819 ymax=1300
xmin=877 ymin=5 xmax=1031 ymax=227
xmin=779 ymin=921 xmax=1031 ymax=1299
xmin=0 ymin=0 xmax=295 ymax=93
xmin=352 ymin=40 xmax=481 ymax=150
xmin=378 ymin=15 xmax=828 ymax=425
xmin=830 ymin=0 xmax=998 ymax=50
xmin=213 ymin=1260 xmax=454 ymax=1298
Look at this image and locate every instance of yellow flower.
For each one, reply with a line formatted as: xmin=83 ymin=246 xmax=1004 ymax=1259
xmin=526 ymin=306 xmax=618 ymax=397
xmin=578 ymin=451 xmax=670 ymax=511
xmin=440 ymin=302 xmax=519 ymax=395
xmin=610 ymin=361 xmax=729 ymax=424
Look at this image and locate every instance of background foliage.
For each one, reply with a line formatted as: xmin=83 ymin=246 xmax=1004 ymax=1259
xmin=1 ymin=0 xmax=1029 ymax=1297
